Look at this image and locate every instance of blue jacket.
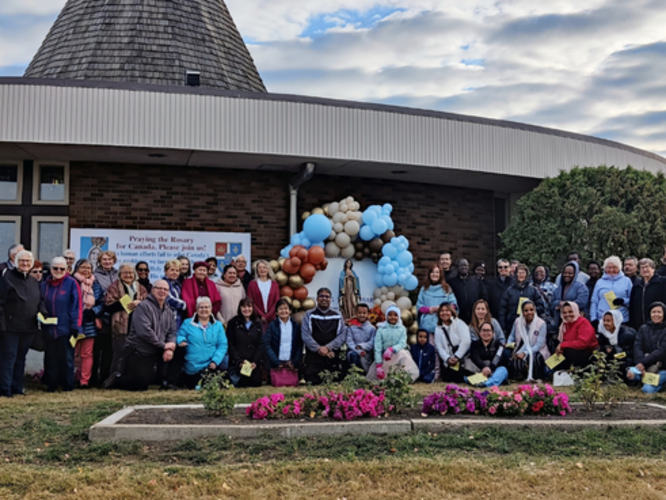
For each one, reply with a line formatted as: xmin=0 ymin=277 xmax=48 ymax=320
xmin=590 ymin=271 xmax=632 ymax=322
xmin=410 ymin=342 xmax=436 ymax=383
xmin=41 ymin=275 xmax=82 ymax=339
xmin=416 ymin=284 xmax=458 ymax=333
xmin=79 ymin=281 xmax=104 ymax=337
xmin=551 ymin=261 xmax=589 ymax=317
xmin=263 ymin=317 xmax=303 ymax=369
xmin=176 ymin=315 xmax=227 ymax=375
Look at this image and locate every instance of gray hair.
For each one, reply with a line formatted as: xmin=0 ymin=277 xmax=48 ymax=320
xmin=603 ymin=256 xmax=622 ymax=271
xmin=51 ymin=256 xmax=67 ymax=268
xmin=64 ymin=249 xmax=76 ymax=257
xmin=8 ymin=243 xmax=24 ymax=259
xmin=624 ymin=256 xmax=638 ymax=264
xmin=254 ymin=259 xmax=276 ymax=280
xmin=15 ymin=250 xmax=34 ymax=267
xmin=196 ymin=296 xmax=212 ymax=308
xmin=496 ymin=258 xmax=509 ymax=267
xmin=638 ymin=258 xmax=656 ymax=270
xmin=118 ymin=262 xmax=138 ymax=281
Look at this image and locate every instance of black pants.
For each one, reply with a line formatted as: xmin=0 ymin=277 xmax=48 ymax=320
xmin=561 ymin=348 xmax=592 ymax=370
xmin=229 ymin=364 xmax=263 ymax=388
xmin=44 ymin=335 xmax=75 ymax=392
xmin=303 ymin=350 xmax=341 ymax=385
xmin=91 ymin=332 xmax=113 ymax=386
xmin=0 ymin=331 xmax=35 ymax=396
xmin=440 ymin=360 xmax=466 ymax=383
xmin=116 ymin=347 xmax=184 ymax=391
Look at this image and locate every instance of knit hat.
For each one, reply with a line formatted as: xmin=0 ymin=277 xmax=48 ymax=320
xmin=193 ymin=261 xmax=208 ymax=270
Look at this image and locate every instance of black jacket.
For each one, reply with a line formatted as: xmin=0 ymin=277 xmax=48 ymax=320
xmin=469 ymin=338 xmax=505 ymax=371
xmin=0 ymin=268 xmax=45 ymax=334
xmin=263 ymin=317 xmax=303 ymax=369
xmin=449 ymin=274 xmax=488 ymax=324
xmin=486 ymin=275 xmax=514 ymax=319
xmin=226 ymin=315 xmax=264 ymax=368
xmin=498 ymin=281 xmax=545 ymax=334
xmin=634 ymin=319 xmax=666 ymax=369
xmin=629 ymin=276 xmax=666 ymax=330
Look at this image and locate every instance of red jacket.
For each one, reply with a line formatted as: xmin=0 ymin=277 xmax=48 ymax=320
xmin=247 ymin=279 xmax=280 ymax=323
xmin=181 ymin=277 xmax=221 ymax=317
xmin=560 ymin=317 xmax=598 ymax=351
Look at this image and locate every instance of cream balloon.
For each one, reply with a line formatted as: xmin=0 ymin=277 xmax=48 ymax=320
xmin=335 ymin=232 xmax=351 ymax=248
xmin=396 ymin=297 xmax=412 ymax=310
xmin=339 ymin=203 xmax=348 ymax=213
xmin=373 ymin=288 xmax=382 ymax=299
xmin=332 ymin=212 xmax=345 ymax=224
xmin=380 ymin=300 xmax=396 ymax=314
xmin=380 ymin=295 xmax=387 ymax=302
xmin=340 ymin=213 xmax=348 ymax=223
xmin=312 ymin=207 xmax=324 ymax=215
xmin=328 ymin=202 xmax=339 ymax=216
xmin=374 ymin=298 xmax=382 ymax=306
xmin=380 ymin=286 xmax=388 ymax=294
xmin=325 ymin=241 xmax=341 ymax=257
xmin=334 ymin=222 xmax=344 ymax=233
xmin=322 ymin=204 xmax=330 ymax=216
xmin=387 ymin=292 xmax=395 ymax=301
xmin=329 ymin=229 xmax=337 ymax=240
xmin=301 ymin=211 xmax=311 ymax=220
xmin=340 ymin=244 xmax=355 ymax=258
xmin=344 ymin=220 xmax=360 ymax=236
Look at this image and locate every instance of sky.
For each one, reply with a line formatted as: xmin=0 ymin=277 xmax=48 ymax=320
xmin=1 ymin=0 xmax=665 ymax=156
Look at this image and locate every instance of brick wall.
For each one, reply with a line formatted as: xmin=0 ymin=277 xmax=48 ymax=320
xmin=70 ymin=164 xmax=496 ymax=272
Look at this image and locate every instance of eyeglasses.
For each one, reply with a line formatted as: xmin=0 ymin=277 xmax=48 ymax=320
xmin=66 ymin=257 xmax=75 ymax=262
xmin=51 ymin=267 xmax=66 ymax=271
xmin=498 ymin=265 xmax=509 ymax=269
xmin=318 ymin=295 xmax=331 ymax=299
xmin=137 ymin=268 xmax=149 ymax=272
xmin=30 ymin=270 xmax=43 ymax=274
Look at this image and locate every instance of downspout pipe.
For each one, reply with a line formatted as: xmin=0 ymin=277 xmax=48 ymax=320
xmin=289 ymin=162 xmax=316 ymax=238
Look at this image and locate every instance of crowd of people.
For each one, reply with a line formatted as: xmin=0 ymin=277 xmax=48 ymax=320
xmin=1 ymin=243 xmax=666 ymax=397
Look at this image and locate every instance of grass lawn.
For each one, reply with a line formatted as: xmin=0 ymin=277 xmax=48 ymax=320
xmin=2 ymin=382 xmax=666 ymax=499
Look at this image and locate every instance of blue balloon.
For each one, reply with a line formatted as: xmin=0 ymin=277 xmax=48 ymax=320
xmin=398 ymin=273 xmax=408 ymax=285
xmin=382 ymin=243 xmax=398 ymax=259
xmin=397 ymin=250 xmax=413 ymax=267
xmin=300 ymin=237 xmax=312 ymax=248
xmin=407 ymin=263 xmax=415 ymax=273
xmin=386 ymin=218 xmax=395 ymax=231
xmin=405 ymin=275 xmax=419 ymax=291
xmin=311 ymin=241 xmax=325 ymax=248
xmin=377 ymin=265 xmax=385 ymax=274
xmin=374 ymin=273 xmax=385 ymax=288
xmin=371 ymin=218 xmax=388 ymax=235
xmin=379 ymin=256 xmax=391 ymax=267
xmin=291 ymin=233 xmax=302 ymax=246
xmin=383 ymin=273 xmax=398 ymax=287
xmin=384 ymin=264 xmax=395 ymax=275
xmin=362 ymin=209 xmax=378 ymax=225
xmin=382 ymin=203 xmax=393 ymax=215
xmin=359 ymin=225 xmax=375 ymax=241
xmin=303 ymin=214 xmax=332 ymax=243
xmin=280 ymin=245 xmax=293 ymax=259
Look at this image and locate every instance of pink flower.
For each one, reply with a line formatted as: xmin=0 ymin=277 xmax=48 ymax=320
xmin=513 ymin=394 xmax=523 ymax=403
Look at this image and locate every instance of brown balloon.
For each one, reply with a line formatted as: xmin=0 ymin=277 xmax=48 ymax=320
xmin=280 ymin=286 xmax=294 ymax=298
xmin=308 ymin=245 xmax=325 ymax=265
xmin=354 ymin=251 xmax=364 ymax=261
xmin=289 ymin=274 xmax=305 ymax=289
xmin=363 ymin=247 xmax=371 ymax=256
xmin=300 ymin=262 xmax=316 ymax=279
xmin=368 ymin=238 xmax=384 ymax=252
xmin=355 ymin=241 xmax=365 ymax=251
xmin=380 ymin=230 xmax=395 ymax=243
xmin=293 ymin=286 xmax=309 ymax=301
xmin=289 ymin=245 xmax=306 ymax=258
xmin=408 ymin=322 xmax=418 ymax=334
xmin=319 ymin=259 xmax=328 ymax=271
xmin=282 ymin=258 xmax=299 ymax=275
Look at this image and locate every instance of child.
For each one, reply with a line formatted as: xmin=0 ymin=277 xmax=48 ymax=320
xmin=368 ymin=305 xmax=420 ymax=382
xmin=344 ymin=303 xmax=376 ymax=373
xmin=410 ymin=329 xmax=437 ymax=383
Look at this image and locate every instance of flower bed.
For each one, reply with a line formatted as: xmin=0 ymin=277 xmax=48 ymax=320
xmin=246 ymin=389 xmax=393 ymax=421
xmin=422 ymin=384 xmax=571 ymax=417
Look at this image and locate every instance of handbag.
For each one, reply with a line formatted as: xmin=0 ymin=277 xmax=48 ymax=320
xmin=270 ymin=368 xmax=299 ymax=387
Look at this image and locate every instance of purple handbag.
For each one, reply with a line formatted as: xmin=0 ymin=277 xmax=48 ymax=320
xmin=270 ymin=368 xmax=299 ymax=387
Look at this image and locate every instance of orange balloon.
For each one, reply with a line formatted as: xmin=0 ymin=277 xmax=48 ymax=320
xmin=280 ymin=286 xmax=294 ymax=298
xmin=282 ymin=258 xmax=298 ymax=275
xmin=289 ymin=245 xmax=306 ymax=258
xmin=296 ymin=247 xmax=308 ymax=262
xmin=303 ymin=275 xmax=313 ymax=284
xmin=308 ymin=245 xmax=325 ymax=265
xmin=293 ymin=286 xmax=309 ymax=301
xmin=300 ymin=263 xmax=316 ymax=280
xmin=320 ymin=259 xmax=328 ymax=271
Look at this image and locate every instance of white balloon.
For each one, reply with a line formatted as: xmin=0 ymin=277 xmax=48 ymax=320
xmin=325 ymin=241 xmax=340 ymax=257
xmin=340 ymin=213 xmax=348 ymax=223
xmin=374 ymin=298 xmax=382 ymax=306
xmin=341 ymin=244 xmax=356 ymax=258
xmin=335 ymin=232 xmax=351 ymax=248
xmin=387 ymin=292 xmax=395 ymax=300
xmin=339 ymin=203 xmax=348 ymax=213
xmin=347 ymin=212 xmax=359 ymax=221
xmin=373 ymin=288 xmax=382 ymax=299
xmin=332 ymin=212 xmax=345 ymax=224
xmin=329 ymin=229 xmax=337 ymax=240
xmin=380 ymin=286 xmax=389 ymax=294
xmin=380 ymin=294 xmax=387 ymax=302
xmin=328 ymin=202 xmax=339 ymax=216
xmin=380 ymin=300 xmax=396 ymax=314
xmin=396 ymin=297 xmax=412 ymax=310
xmin=346 ymin=196 xmax=354 ymax=204
xmin=334 ymin=222 xmax=344 ymax=233
xmin=344 ymin=220 xmax=360 ymax=236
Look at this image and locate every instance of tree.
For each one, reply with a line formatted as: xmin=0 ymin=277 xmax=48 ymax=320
xmin=500 ymin=166 xmax=666 ymax=272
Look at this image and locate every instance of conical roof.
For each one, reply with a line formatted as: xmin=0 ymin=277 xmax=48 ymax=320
xmin=24 ymin=0 xmax=266 ymax=92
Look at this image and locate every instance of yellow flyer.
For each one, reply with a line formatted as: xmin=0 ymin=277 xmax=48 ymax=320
xmin=240 ymin=361 xmax=254 ymax=377
xmin=614 ymin=352 xmax=627 ymax=360
xmin=69 ymin=333 xmax=86 ymax=348
xmin=37 ymin=312 xmax=58 ymax=325
xmin=119 ymin=295 xmax=133 ymax=314
xmin=450 ymin=362 xmax=460 ymax=372
xmin=505 ymin=342 xmax=516 ymax=350
xmin=604 ymin=290 xmax=618 ymax=309
xmin=545 ymin=354 xmax=566 ymax=370
xmin=517 ymin=297 xmax=529 ymax=314
xmin=642 ymin=373 xmax=660 ymax=386
xmin=467 ymin=373 xmax=488 ymax=385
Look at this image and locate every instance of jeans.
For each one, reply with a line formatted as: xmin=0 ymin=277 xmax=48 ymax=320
xmin=642 ymin=370 xmax=666 ymax=394
xmin=482 ymin=366 xmax=509 ymax=387
xmin=0 ymin=332 xmax=35 ymax=396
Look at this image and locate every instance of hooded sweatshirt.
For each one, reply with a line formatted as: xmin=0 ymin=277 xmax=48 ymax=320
xmin=590 ymin=270 xmax=632 ymax=322
xmin=374 ymin=306 xmax=408 ymax=365
xmin=634 ymin=302 xmax=666 ymax=369
xmin=551 ymin=261 xmax=590 ymax=316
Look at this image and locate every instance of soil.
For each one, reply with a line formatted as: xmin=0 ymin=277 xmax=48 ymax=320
xmin=118 ymin=403 xmax=666 ymax=426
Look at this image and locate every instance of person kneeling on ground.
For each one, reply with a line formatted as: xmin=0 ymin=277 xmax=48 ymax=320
xmin=367 ymin=306 xmax=419 ymax=382
xmin=627 ymin=302 xmax=666 ymax=393
xmin=344 ymin=303 xmax=376 ymax=373
xmin=176 ymin=296 xmax=228 ymax=390
xmin=410 ymin=329 xmax=437 ymax=383
xmin=465 ymin=321 xmax=508 ymax=387
xmin=555 ymin=302 xmax=598 ymax=370
xmin=103 ymin=280 xmax=180 ymax=391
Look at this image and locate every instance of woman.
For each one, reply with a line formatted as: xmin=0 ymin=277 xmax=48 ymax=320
xmin=434 ymin=302 xmax=470 ymax=383
xmin=41 ymin=256 xmax=82 ymax=392
xmin=339 ymin=258 xmax=362 ymax=320
xmin=468 ymin=299 xmax=505 ymax=343
xmin=598 ymin=309 xmax=636 ymax=369
xmin=466 ymin=321 xmax=508 ymax=387
xmin=226 ymin=297 xmax=264 ymax=387
xmin=551 ymin=261 xmax=589 ymax=319
xmin=91 ymin=250 xmax=118 ymax=385
xmin=0 ymin=250 xmax=44 ymax=397
xmin=627 ymin=302 xmax=666 ymax=393
xmin=216 ymin=264 xmax=246 ymax=325
xmin=506 ymin=300 xmax=549 ymax=381
xmin=247 ymin=260 xmax=280 ymax=327
xmin=590 ymin=255 xmax=632 ymax=326
xmin=104 ymin=262 xmax=148 ymax=375
xmin=498 ymin=264 xmax=545 ymax=335
xmin=181 ymin=261 xmax=221 ymax=317
xmin=163 ymin=259 xmax=187 ymax=330
xmin=629 ymin=258 xmax=665 ymax=330
xmin=176 ymin=296 xmax=228 ymax=389
xmin=177 ymin=255 xmax=192 ymax=285
xmin=367 ymin=305 xmax=419 ymax=382
xmin=555 ymin=302 xmax=598 ymax=369
xmin=29 ymin=260 xmax=44 ymax=282
xmin=93 ymin=250 xmax=119 ymax=293
xmin=532 ymin=265 xmax=557 ymax=306
xmin=72 ymin=259 xmax=104 ymax=389
xmin=263 ymin=298 xmax=303 ymax=386
xmin=135 ymin=261 xmax=152 ymax=293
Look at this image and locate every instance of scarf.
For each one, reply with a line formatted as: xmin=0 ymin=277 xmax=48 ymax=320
xmin=598 ymin=309 xmax=623 ymax=346
xmin=122 ymin=280 xmax=139 ymax=300
xmin=74 ymin=272 xmax=96 ymax=309
xmin=558 ymin=301 xmax=581 ymax=342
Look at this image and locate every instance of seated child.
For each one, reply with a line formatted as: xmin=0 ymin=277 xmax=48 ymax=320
xmin=410 ymin=329 xmax=437 ymax=383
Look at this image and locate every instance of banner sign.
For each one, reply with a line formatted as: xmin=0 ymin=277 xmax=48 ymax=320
xmin=70 ymin=229 xmax=251 ymax=283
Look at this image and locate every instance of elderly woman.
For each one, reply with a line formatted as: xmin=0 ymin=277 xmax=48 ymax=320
xmin=551 ymin=261 xmax=589 ymax=319
xmin=367 ymin=305 xmax=420 ymax=382
xmin=30 ymin=260 xmax=44 ymax=282
xmin=90 ymin=250 xmax=118 ymax=386
xmin=247 ymin=260 xmax=280 ymax=326
xmin=176 ymin=296 xmax=228 ymax=389
xmin=469 ymin=299 xmax=505 ymax=343
xmin=630 ymin=258 xmax=665 ymax=330
xmin=177 ymin=255 xmax=191 ymax=285
xmin=105 ymin=262 xmax=148 ymax=375
xmin=234 ymin=255 xmax=252 ymax=291
xmin=0 ymin=250 xmax=45 ymax=397
xmin=226 ymin=297 xmax=264 ymax=387
xmin=555 ymin=302 xmax=598 ymax=369
xmin=72 ymin=259 xmax=104 ymax=389
xmin=263 ymin=298 xmax=303 ymax=386
xmin=434 ymin=302 xmax=471 ymax=383
xmin=466 ymin=321 xmax=509 ymax=387
xmin=598 ymin=309 xmax=636 ymax=369
xmin=93 ymin=250 xmax=118 ymax=293
xmin=182 ymin=261 xmax=221 ymax=317
xmin=627 ymin=302 xmax=666 ymax=393
xmin=499 ymin=264 xmax=545 ymax=335
xmin=590 ymin=255 xmax=632 ymax=326
xmin=41 ymin=256 xmax=82 ymax=392
xmin=163 ymin=259 xmax=187 ymax=330
xmin=506 ymin=300 xmax=549 ymax=381
xmin=215 ymin=264 xmax=246 ymax=326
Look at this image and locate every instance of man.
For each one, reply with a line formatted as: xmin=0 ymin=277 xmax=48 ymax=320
xmin=103 ymin=280 xmax=178 ymax=391
xmin=448 ymin=259 xmax=488 ymax=324
xmin=344 ymin=303 xmax=376 ymax=373
xmin=624 ymin=256 xmax=641 ymax=287
xmin=205 ymin=256 xmax=220 ymax=280
xmin=301 ymin=287 xmax=345 ymax=385
xmin=586 ymin=261 xmax=602 ymax=310
xmin=64 ymin=249 xmax=76 ymax=274
xmin=0 ymin=244 xmax=25 ymax=280
xmin=438 ymin=252 xmax=457 ymax=282
xmin=555 ymin=251 xmax=590 ymax=286
xmin=234 ymin=256 xmax=252 ymax=291
xmin=486 ymin=259 xmax=514 ymax=319
xmin=509 ymin=260 xmax=520 ymax=277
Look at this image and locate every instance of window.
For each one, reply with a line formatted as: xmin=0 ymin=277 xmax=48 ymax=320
xmin=31 ymin=216 xmax=69 ymax=263
xmin=0 ymin=216 xmax=21 ymax=256
xmin=33 ymin=162 xmax=69 ymax=205
xmin=0 ymin=163 xmax=22 ymax=204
